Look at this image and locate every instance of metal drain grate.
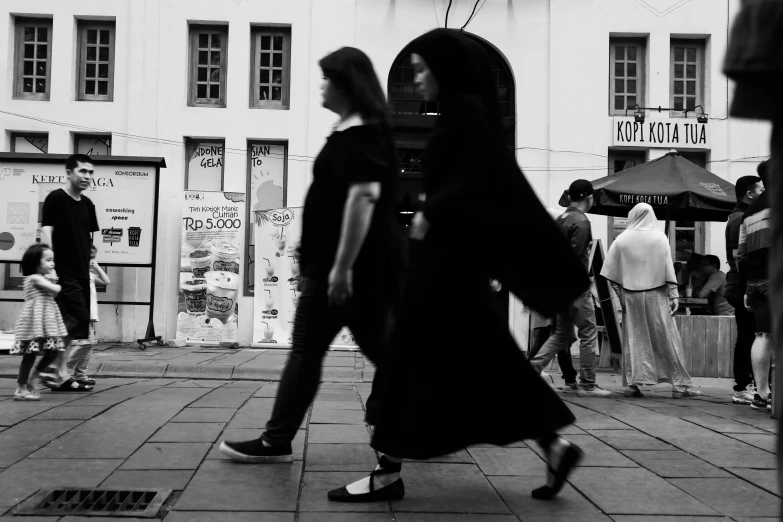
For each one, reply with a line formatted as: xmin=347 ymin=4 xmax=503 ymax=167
xmin=15 ymin=487 xmax=171 ymax=518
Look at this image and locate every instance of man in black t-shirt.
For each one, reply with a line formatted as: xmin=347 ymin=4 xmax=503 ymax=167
xmin=40 ymin=154 xmax=100 ymax=391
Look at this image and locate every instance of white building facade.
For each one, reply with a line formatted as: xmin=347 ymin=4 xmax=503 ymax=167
xmin=0 ymin=0 xmax=771 ymax=344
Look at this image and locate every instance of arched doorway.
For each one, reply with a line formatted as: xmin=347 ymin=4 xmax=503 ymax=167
xmin=387 ymin=34 xmax=515 ymax=313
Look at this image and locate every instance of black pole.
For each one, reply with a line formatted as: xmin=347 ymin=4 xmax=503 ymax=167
xmin=138 ymin=164 xmax=162 ymax=346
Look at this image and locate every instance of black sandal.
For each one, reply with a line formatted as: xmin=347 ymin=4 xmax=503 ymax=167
xmin=51 ymin=379 xmax=93 ymax=392
xmin=328 ymin=456 xmax=405 ymax=503
xmin=532 ymin=441 xmax=583 ymax=500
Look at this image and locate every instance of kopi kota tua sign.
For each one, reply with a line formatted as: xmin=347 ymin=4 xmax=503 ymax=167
xmin=612 ymin=117 xmax=708 ymax=149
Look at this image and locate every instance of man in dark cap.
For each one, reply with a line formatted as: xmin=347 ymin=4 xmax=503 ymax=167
xmin=530 ymin=180 xmax=611 ymax=397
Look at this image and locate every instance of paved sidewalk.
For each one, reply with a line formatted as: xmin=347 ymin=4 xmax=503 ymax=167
xmin=0 ymin=351 xmax=779 ymax=521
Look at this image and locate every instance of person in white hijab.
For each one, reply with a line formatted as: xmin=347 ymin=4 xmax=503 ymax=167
xmin=601 ymin=203 xmax=700 ymax=398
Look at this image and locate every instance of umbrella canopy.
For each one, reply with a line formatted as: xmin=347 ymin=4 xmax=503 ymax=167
xmin=558 ymin=151 xmax=736 ymax=221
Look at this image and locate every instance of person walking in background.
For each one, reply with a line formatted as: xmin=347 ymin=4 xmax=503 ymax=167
xmin=601 ymin=203 xmax=700 ymax=399
xmin=219 ymin=47 xmax=403 ymax=463
xmin=725 ymin=174 xmax=764 ymax=404
xmin=529 ymin=180 xmax=611 ymax=397
xmin=697 ymin=255 xmax=734 ymax=316
xmin=40 ymin=154 xmax=98 ymax=393
xmin=67 ymin=244 xmax=110 ymax=386
xmin=736 ymin=161 xmax=772 ymax=413
xmin=11 ymin=244 xmax=68 ymax=401
xmin=328 ymin=29 xmax=589 ymax=504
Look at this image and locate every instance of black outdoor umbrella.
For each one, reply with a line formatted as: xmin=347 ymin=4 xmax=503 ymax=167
xmin=558 ymin=150 xmax=736 ymax=222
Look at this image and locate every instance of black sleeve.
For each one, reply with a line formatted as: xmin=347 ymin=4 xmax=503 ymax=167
xmin=89 ymin=199 xmax=99 ymax=233
xmin=41 ymin=190 xmax=60 ymax=228
xmin=337 ymin=130 xmax=393 ymax=185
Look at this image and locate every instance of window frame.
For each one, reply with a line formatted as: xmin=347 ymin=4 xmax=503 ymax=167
xmin=184 ymin=137 xmax=226 ymax=191
xmin=74 ymin=133 xmax=112 ymax=156
xmin=9 ymin=132 xmax=49 ymax=153
xmin=76 ymin=21 xmax=116 ymax=102
xmin=250 ymin=26 xmax=291 ymax=109
xmin=609 ymin=37 xmax=646 ymax=116
xmin=188 ymin=25 xmax=229 ymax=108
xmin=669 ymin=39 xmax=705 ymax=117
xmin=244 ymin=140 xmax=288 ymax=296
xmin=13 ymin=17 xmax=53 ymax=101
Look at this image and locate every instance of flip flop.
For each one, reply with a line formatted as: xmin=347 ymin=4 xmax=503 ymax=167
xmin=74 ymin=377 xmax=96 ymax=386
xmin=51 ymin=379 xmax=93 ymax=392
xmin=13 ymin=390 xmax=41 ymax=401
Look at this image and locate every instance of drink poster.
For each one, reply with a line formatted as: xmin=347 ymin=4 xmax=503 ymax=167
xmin=253 ymin=207 xmax=357 ymax=348
xmin=177 ymin=191 xmax=245 ymax=344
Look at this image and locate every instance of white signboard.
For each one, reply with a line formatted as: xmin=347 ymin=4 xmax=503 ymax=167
xmin=612 ymin=117 xmax=709 ymax=149
xmin=0 ymin=161 xmax=156 ymax=264
xmin=253 ymin=207 xmax=357 ymax=348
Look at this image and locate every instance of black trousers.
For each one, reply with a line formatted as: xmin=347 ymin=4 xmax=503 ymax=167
xmin=528 ymin=326 xmax=577 ymax=384
xmin=262 ymin=276 xmax=393 ymax=447
xmin=727 ymin=295 xmax=756 ymax=391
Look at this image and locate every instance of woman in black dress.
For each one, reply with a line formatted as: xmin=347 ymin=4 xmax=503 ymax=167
xmin=219 ymin=47 xmax=403 ymax=463
xmin=328 ymin=29 xmax=590 ymax=503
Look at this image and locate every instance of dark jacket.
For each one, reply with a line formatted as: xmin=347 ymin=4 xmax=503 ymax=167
xmin=724 ymin=201 xmax=749 ymax=299
xmin=737 ymin=191 xmax=771 ymax=283
xmin=556 ymin=207 xmax=592 ymax=272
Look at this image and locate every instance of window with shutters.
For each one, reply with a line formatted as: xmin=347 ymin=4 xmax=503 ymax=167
xmin=670 ymin=39 xmax=705 ymax=115
xmin=13 ymin=18 xmax=53 ymax=101
xmin=188 ymin=26 xmax=228 ymax=107
xmin=250 ymin=27 xmax=291 ymax=109
xmin=609 ymin=38 xmax=645 ymax=115
xmin=77 ymin=22 xmax=115 ymax=101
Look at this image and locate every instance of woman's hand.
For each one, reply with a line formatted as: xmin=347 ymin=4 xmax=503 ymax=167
xmin=45 ymin=270 xmax=58 ymax=283
xmin=410 ymin=212 xmax=430 ymax=240
xmin=669 ymin=298 xmax=679 ymax=315
xmin=328 ymin=266 xmax=353 ymax=307
xmin=744 ymin=294 xmax=752 ymax=312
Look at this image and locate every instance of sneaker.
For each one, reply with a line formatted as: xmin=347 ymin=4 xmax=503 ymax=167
xmin=562 ymin=381 xmax=578 ymax=393
xmin=577 ymin=385 xmax=612 ymax=397
xmin=750 ymin=393 xmax=770 ymax=412
xmin=624 ymin=386 xmax=644 ymax=398
xmin=672 ymin=389 xmax=702 ymax=399
xmin=733 ymin=386 xmax=755 ymax=405
xmin=219 ymin=438 xmax=292 ymax=463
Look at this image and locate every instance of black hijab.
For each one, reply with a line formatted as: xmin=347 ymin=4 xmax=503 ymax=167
xmin=404 ymin=29 xmax=590 ymax=316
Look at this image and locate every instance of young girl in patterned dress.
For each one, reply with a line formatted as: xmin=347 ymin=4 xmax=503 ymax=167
xmin=11 ymin=244 xmax=68 ymax=401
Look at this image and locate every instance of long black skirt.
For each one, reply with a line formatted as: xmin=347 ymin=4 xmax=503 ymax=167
xmin=370 ymin=240 xmax=576 ymax=460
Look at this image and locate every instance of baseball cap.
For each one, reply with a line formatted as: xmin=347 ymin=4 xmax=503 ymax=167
xmin=568 ymin=179 xmax=594 ymax=200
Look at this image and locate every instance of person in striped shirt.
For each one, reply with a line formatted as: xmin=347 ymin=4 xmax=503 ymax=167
xmin=736 ymin=160 xmax=772 ymax=413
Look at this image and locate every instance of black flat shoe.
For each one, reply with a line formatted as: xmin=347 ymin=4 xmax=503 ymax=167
xmin=328 ymin=477 xmax=404 ymax=503
xmin=532 ymin=441 xmax=583 ymax=500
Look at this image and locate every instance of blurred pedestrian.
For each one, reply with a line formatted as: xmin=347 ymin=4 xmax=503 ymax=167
xmin=328 ymin=29 xmax=589 ymax=504
xmin=601 ymin=203 xmax=700 ymax=399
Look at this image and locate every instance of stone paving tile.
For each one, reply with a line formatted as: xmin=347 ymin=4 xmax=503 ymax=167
xmin=413 ymin=449 xmax=474 ymax=464
xmin=311 ymin=400 xmax=364 ymax=410
xmin=308 ymin=424 xmax=370 ymax=444
xmin=621 ymin=450 xmax=731 ymax=477
xmin=0 ymin=420 xmax=81 ymax=467
xmin=310 ymin=408 xmax=366 ymax=424
xmin=568 ymin=467 xmax=719 ymax=515
xmin=299 ymin=471 xmax=392 ymax=513
xmin=66 ymin=394 xmax=134 ymax=406
xmin=390 ymin=463 xmax=509 ymax=514
xmin=208 ymin=429 xmax=306 ymax=461
xmin=223 ymin=381 xmax=266 ymax=390
xmin=60 ymin=518 xmax=153 ymax=522
xmin=0 ymin=517 xmax=59 ymax=521
xmin=565 ymin=404 xmax=629 ymax=430
xmin=0 ymin=394 xmax=82 ymax=426
xmin=467 ymin=448 xmax=544 ymax=476
xmin=727 ymin=468 xmax=780 ymax=497
xmin=149 ymin=422 xmax=225 ymax=442
xmin=188 ymin=387 xmax=256 ymax=408
xmin=546 ymin=434 xmax=638 ymax=467
xmin=100 ymin=469 xmax=194 ymax=490
xmin=226 ymin=398 xmax=275 ymax=428
xmin=680 ymin=414 xmax=769 ymax=434
xmin=0 ymin=458 xmax=122 ymax=508
xmin=166 ymin=513 xmax=294 ymax=522
xmin=304 ymin=443 xmax=377 ymax=471
xmin=165 ymin=379 xmax=227 ymax=388
xmin=556 ymin=424 xmax=587 ymax=435
xmin=171 ymin=407 xmax=236 ymax=423
xmin=30 ymin=387 xmax=210 ymax=459
xmin=724 ymin=433 xmax=777 ymax=453
xmin=253 ymin=384 xmax=279 ymax=397
xmin=394 ymin=515 xmax=519 ymax=522
xmin=176 ymin=460 xmax=302 ymax=511
xmin=31 ymin=405 xmax=111 ymax=420
xmin=323 ymin=357 xmax=356 ymax=367
xmin=121 ymin=442 xmax=211 ymax=469
xmin=299 ymin=514 xmax=393 ymax=522
xmin=587 ymin=429 xmax=677 ymax=451
xmin=488 ymin=475 xmax=606 ymax=518
xmin=609 ymin=517 xmax=731 ymax=521
xmin=669 ymin=478 xmax=780 ymax=517
xmin=469 ymin=440 xmax=527 ymax=448
xmin=664 ymin=431 xmax=777 ymax=469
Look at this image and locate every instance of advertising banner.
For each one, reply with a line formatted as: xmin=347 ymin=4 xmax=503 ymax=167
xmin=0 ymin=161 xmax=156 ymax=264
xmin=177 ymin=191 xmax=245 ymax=344
xmin=252 ymin=207 xmax=357 ymax=348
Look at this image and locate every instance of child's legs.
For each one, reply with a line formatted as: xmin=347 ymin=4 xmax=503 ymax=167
xmin=17 ymin=353 xmax=37 ymax=386
xmin=67 ymin=342 xmax=93 ymax=379
xmin=37 ymin=350 xmax=61 ymax=374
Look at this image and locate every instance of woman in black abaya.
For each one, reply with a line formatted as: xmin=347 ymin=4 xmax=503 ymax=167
xmin=328 ymin=29 xmax=590 ymax=503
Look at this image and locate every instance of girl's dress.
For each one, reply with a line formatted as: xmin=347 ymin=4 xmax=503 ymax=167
xmin=11 ymin=275 xmax=68 ymax=354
